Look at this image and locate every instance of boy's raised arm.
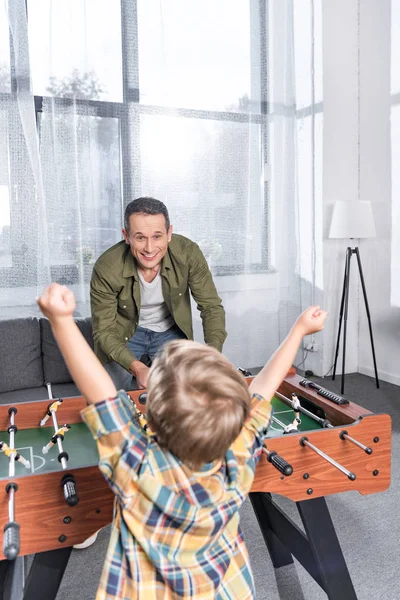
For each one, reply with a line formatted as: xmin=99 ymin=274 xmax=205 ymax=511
xmin=37 ymin=284 xmax=117 ymax=404
xmin=249 ymin=306 xmax=327 ymax=401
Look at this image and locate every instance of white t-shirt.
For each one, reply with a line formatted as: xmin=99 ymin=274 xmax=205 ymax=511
xmin=137 ymin=271 xmax=175 ymax=332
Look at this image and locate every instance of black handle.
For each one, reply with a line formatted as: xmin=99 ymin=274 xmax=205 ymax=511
xmin=265 ymin=449 xmax=293 ymax=476
xmin=62 ymin=474 xmax=79 ymax=506
xmin=238 ymin=367 xmax=252 ymax=377
xmin=138 ymin=393 xmax=147 ymax=405
xmin=3 ymin=521 xmax=20 ymax=560
xmin=300 ymin=378 xmax=320 ymax=390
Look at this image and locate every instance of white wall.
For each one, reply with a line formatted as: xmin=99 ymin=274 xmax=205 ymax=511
xmin=322 ymin=0 xmax=360 ymax=376
xmin=322 ymin=0 xmax=399 ymax=386
xmin=358 ymin=0 xmax=400 ymax=386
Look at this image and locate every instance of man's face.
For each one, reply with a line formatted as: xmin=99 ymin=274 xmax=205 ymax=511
xmin=123 ymin=212 xmax=172 ymax=271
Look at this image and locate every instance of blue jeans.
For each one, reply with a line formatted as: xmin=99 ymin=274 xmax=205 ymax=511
xmin=104 ymin=324 xmax=187 ymax=391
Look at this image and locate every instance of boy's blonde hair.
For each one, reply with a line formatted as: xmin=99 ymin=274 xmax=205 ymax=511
xmin=146 ymin=340 xmax=251 ymax=470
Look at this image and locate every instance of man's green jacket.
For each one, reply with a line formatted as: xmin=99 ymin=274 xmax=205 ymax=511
xmin=90 ymin=234 xmax=227 ymax=371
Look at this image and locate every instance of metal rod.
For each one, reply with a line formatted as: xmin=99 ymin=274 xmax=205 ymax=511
xmin=300 ymin=437 xmax=356 ymax=480
xmin=8 ymin=487 xmax=15 ymax=522
xmin=9 ymin=411 xmax=16 ymax=478
xmin=9 ymin=452 xmax=15 ymax=478
xmin=51 ymin=410 xmax=67 ymax=470
xmin=272 ymin=415 xmax=289 ymax=430
xmin=275 ymin=391 xmax=333 ymax=428
xmin=340 ymin=430 xmax=372 ymax=454
xmin=354 ymin=247 xmax=379 ymax=388
xmin=333 ymin=249 xmax=349 ymax=381
xmin=51 ymin=410 xmax=59 ymax=432
xmin=340 ymin=248 xmax=352 ymax=395
xmin=47 ymin=382 xmax=67 ymax=469
xmin=5 ymin=408 xmax=18 ymax=559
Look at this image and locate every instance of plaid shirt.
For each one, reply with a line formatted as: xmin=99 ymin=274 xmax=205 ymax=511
xmin=82 ymin=390 xmax=271 ymax=600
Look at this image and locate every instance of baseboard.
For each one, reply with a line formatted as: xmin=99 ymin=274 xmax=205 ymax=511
xmin=358 ymin=364 xmax=400 ymax=387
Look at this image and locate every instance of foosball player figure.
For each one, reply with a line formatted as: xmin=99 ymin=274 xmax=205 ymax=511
xmin=290 ymin=392 xmax=302 ymax=428
xmin=273 ymin=393 xmax=302 ymax=434
xmin=37 ymin=283 xmax=327 ymax=600
xmin=42 ymin=424 xmax=71 ymax=454
xmin=0 ymin=442 xmax=31 ymax=470
xmin=134 ymin=408 xmax=153 ymax=435
xmin=40 ymin=399 xmax=63 ymax=427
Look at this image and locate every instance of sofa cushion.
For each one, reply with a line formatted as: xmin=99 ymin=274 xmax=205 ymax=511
xmin=0 ymin=386 xmax=49 ymax=404
xmin=50 ymin=382 xmax=82 ymax=398
xmin=41 ymin=317 xmax=94 ymax=385
xmin=0 ymin=318 xmax=44 ymax=393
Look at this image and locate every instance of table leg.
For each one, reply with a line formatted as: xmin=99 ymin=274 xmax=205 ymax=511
xmin=249 ymin=493 xmax=294 ymax=568
xmin=250 ymin=493 xmax=358 ymax=600
xmin=297 ymin=497 xmax=357 ymax=600
xmin=23 ymin=548 xmax=72 ymax=600
xmin=0 ymin=557 xmax=25 ymax=600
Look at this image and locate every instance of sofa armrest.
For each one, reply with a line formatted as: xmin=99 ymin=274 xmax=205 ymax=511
xmin=0 ymin=318 xmax=44 ymax=394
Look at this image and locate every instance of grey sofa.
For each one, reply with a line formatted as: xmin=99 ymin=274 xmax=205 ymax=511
xmin=0 ymin=317 xmax=93 ymax=404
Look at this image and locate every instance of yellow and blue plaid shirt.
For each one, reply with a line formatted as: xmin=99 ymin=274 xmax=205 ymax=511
xmin=82 ymin=390 xmax=272 ymax=599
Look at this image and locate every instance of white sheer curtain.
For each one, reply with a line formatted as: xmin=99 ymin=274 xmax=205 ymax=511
xmin=391 ymin=0 xmax=400 ymax=306
xmin=0 ymin=0 xmax=322 ymax=370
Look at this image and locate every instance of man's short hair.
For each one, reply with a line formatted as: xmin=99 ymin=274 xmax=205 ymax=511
xmin=146 ymin=340 xmax=251 ymax=470
xmin=124 ymin=197 xmax=170 ymax=232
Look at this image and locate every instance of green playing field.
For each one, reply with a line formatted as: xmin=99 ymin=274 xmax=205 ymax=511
xmin=0 ymin=423 xmax=97 ymax=479
xmin=268 ymin=396 xmax=321 ymax=438
xmin=0 ymin=397 xmax=321 ymax=479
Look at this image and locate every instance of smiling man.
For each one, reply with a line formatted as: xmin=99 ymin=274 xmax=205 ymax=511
xmin=90 ymin=197 xmax=227 ymax=390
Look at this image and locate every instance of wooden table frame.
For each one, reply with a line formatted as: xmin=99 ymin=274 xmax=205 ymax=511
xmin=0 ymin=374 xmax=392 ymax=600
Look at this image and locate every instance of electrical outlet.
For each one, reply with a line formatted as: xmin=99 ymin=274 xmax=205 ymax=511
xmin=305 ymin=342 xmax=319 ymax=352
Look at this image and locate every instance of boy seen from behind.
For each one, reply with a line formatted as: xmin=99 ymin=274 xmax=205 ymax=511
xmin=37 ymin=283 xmax=327 ymax=600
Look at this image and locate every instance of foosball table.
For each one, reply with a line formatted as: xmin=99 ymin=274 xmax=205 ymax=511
xmin=0 ymin=374 xmax=391 ymax=600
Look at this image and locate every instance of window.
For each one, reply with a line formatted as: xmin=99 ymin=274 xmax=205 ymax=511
xmin=135 ymin=0 xmax=268 ymax=274
xmin=137 ymin=0 xmax=259 ymax=113
xmin=0 ymin=0 xmax=269 ymax=318
xmin=38 ymin=111 xmax=122 ymax=281
xmin=139 ymin=114 xmax=266 ymax=271
xmin=28 ymin=0 xmax=123 ymax=101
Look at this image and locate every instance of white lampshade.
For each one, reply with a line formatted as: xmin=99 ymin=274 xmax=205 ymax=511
xmin=329 ymin=201 xmax=376 ymax=239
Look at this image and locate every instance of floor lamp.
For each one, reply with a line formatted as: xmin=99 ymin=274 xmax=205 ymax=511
xmin=329 ymin=200 xmax=379 ymax=394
